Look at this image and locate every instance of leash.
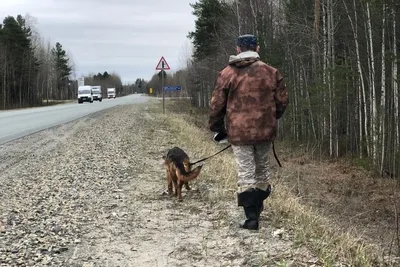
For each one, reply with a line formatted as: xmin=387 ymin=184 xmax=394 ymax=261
xmin=189 ymin=144 xmax=232 ymax=166
xmin=190 ymin=141 xmax=282 ymax=167
xmin=272 ymin=141 xmax=282 ymax=167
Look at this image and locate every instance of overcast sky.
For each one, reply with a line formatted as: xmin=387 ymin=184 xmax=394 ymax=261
xmin=0 ymin=0 xmax=196 ymax=84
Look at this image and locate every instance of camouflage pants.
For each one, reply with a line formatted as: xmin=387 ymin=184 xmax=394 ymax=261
xmin=231 ymin=142 xmax=271 ymax=193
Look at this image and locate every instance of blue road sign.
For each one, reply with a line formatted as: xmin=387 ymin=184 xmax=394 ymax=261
xmin=164 ymin=86 xmax=181 ymax=91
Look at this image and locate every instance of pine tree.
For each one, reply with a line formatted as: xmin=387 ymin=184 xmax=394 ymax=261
xmin=0 ymin=15 xmax=38 ymax=108
xmin=51 ymin=42 xmax=71 ymax=99
xmin=187 ymin=0 xmax=228 ymax=61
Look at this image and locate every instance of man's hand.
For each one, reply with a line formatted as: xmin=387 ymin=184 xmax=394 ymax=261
xmin=213 ymin=132 xmax=228 ymax=143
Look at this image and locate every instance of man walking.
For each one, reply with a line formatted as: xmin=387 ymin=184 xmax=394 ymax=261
xmin=209 ymin=34 xmax=289 ymax=230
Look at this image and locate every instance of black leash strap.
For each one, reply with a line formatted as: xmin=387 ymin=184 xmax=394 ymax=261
xmin=190 ymin=144 xmax=232 ymax=166
xmin=190 ymin=141 xmax=282 ymax=167
xmin=272 ymin=141 xmax=282 ymax=167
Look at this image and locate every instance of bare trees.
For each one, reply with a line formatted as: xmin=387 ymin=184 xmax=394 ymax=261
xmin=183 ymin=0 xmax=400 ymax=177
xmin=83 ymin=72 xmax=124 ymax=97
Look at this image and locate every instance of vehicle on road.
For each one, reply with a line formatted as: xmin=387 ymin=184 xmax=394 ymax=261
xmin=91 ymin=86 xmax=102 ymax=102
xmin=77 ymin=86 xmax=93 ymax=104
xmin=107 ymin=88 xmax=116 ymax=99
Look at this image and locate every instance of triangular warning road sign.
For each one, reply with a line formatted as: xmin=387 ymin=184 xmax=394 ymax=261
xmin=155 ymin=56 xmax=170 ymax=70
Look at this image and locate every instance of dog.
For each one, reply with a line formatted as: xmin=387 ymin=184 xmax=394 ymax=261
xmin=162 ymin=147 xmax=203 ymax=201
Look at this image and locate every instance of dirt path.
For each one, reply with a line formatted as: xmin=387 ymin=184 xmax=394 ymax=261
xmin=0 ymin=102 xmax=320 ymax=267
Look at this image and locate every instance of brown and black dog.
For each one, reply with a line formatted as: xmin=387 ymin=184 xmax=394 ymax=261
xmin=163 ymin=147 xmax=203 ymax=201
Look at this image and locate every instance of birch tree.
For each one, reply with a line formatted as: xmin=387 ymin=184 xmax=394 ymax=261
xmin=184 ymin=0 xmax=400 ymax=177
xmin=380 ymin=3 xmax=386 ymax=173
xmin=392 ymin=1 xmax=399 ymax=155
xmin=366 ymin=2 xmax=378 ymax=162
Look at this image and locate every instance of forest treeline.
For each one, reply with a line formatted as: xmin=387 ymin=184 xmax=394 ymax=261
xmin=0 ymin=14 xmax=76 ymax=109
xmin=0 ymin=14 xmax=146 ymax=107
xmin=148 ymin=0 xmax=400 ymax=177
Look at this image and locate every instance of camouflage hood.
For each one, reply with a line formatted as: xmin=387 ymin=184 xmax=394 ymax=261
xmin=228 ymin=51 xmax=260 ymax=67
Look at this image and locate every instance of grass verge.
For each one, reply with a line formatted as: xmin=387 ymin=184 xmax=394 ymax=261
xmin=150 ymin=98 xmax=398 ymax=266
xmin=42 ymin=99 xmax=75 ymax=105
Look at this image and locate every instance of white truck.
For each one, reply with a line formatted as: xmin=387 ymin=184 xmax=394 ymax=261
xmin=77 ymin=85 xmax=93 ymax=104
xmin=91 ymin=85 xmax=102 ymax=102
xmin=107 ymin=88 xmax=116 ymax=99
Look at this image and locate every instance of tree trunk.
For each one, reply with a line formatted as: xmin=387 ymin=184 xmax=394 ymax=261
xmin=322 ymin=0 xmax=328 ymax=144
xmin=393 ymin=3 xmax=399 ymax=155
xmin=366 ymin=2 xmax=378 ymax=163
xmin=380 ymin=3 xmax=386 ymax=174
xmin=236 ymin=0 xmax=241 ymax=35
xmin=312 ymin=0 xmax=321 ymax=77
xmin=302 ymin=63 xmax=317 ymax=140
xmin=326 ymin=0 xmax=333 ymax=157
xmin=329 ymin=0 xmax=338 ymax=157
xmin=343 ymin=0 xmax=369 ymax=158
xmin=290 ymin=53 xmax=299 ymax=140
xmin=2 ymin=49 xmax=6 ymax=110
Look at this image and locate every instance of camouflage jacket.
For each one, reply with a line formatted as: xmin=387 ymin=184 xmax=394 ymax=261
xmin=209 ymin=51 xmax=289 ymax=145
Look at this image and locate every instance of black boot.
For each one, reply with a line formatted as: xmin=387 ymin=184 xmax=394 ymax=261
xmin=257 ymin=184 xmax=271 ymax=217
xmin=240 ymin=205 xmax=259 ymax=230
xmin=237 ymin=185 xmax=271 ymax=230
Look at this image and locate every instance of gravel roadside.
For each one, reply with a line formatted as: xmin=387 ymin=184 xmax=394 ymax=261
xmin=0 ymin=102 xmax=320 ymax=267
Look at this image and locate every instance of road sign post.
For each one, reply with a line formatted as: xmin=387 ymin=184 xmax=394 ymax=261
xmin=78 ymin=77 xmax=85 ymax=87
xmin=155 ymin=56 xmax=170 ymax=114
xmin=162 ymin=67 xmax=164 ymax=114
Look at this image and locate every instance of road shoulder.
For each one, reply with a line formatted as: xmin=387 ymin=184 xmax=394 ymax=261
xmin=0 ymin=102 xmax=319 ymax=266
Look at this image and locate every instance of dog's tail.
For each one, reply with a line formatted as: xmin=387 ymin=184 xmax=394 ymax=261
xmin=176 ymin=164 xmax=203 ymax=182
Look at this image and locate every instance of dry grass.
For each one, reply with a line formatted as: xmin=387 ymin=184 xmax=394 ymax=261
xmin=153 ymin=98 xmax=400 ymax=266
xmin=42 ymin=99 xmax=75 ymax=104
xmin=269 ymin=175 xmax=378 ymax=267
xmin=277 ymin=162 xmax=400 ymax=266
xmin=0 ymin=100 xmax=74 ymax=111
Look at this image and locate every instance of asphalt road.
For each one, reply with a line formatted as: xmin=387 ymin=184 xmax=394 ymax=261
xmin=0 ymin=94 xmax=150 ymax=145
